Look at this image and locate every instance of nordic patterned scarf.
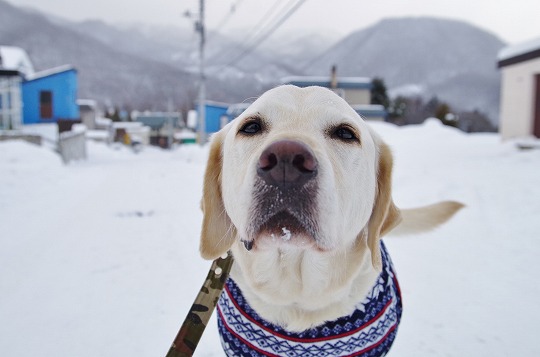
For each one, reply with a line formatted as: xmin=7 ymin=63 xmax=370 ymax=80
xmin=216 ymin=241 xmax=403 ymax=357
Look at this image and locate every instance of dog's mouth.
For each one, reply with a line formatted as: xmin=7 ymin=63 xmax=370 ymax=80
xmin=244 ymin=209 xmax=319 ymax=251
xmin=243 ymin=177 xmax=321 ymax=251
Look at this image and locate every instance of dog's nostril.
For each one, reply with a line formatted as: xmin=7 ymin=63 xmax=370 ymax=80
xmin=260 ymin=153 xmax=278 ymax=171
xmin=292 ymin=154 xmax=316 ymax=173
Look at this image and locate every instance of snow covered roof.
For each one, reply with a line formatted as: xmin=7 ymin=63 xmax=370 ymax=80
xmin=0 ymin=46 xmax=34 ymax=77
xmin=497 ymin=37 xmax=540 ymax=68
xmin=76 ymin=99 xmax=98 ymax=108
xmin=25 ymin=64 xmax=76 ymax=81
xmin=351 ymin=104 xmax=387 ymax=118
xmin=283 ymin=76 xmax=372 ymax=89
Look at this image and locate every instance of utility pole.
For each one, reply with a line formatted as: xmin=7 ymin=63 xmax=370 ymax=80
xmin=196 ymin=0 xmax=206 ymax=145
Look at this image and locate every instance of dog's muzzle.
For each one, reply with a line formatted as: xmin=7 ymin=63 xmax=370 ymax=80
xmin=243 ymin=140 xmax=320 ymax=251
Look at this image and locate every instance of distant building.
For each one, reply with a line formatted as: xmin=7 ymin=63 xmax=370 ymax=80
xmin=22 ymin=65 xmax=79 ymax=124
xmin=0 ymin=46 xmax=34 ymax=77
xmin=0 ymin=46 xmax=32 ymax=130
xmin=77 ymin=99 xmax=98 ymax=130
xmin=134 ymin=111 xmax=182 ymax=148
xmin=195 ymin=101 xmax=229 ymax=134
xmin=498 ymin=37 xmax=540 ymax=139
xmin=282 ymin=66 xmax=387 ymax=121
xmin=0 ymin=68 xmax=22 ymax=130
xmin=0 ymin=45 xmax=79 ymax=130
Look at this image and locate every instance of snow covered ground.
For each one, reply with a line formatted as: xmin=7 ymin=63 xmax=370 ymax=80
xmin=1 ymin=120 xmax=539 ymax=356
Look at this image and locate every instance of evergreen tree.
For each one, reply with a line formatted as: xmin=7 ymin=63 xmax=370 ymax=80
xmin=371 ymin=77 xmax=390 ymax=109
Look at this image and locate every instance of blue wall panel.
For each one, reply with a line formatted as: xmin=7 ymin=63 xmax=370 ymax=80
xmin=22 ymin=69 xmax=79 ymax=124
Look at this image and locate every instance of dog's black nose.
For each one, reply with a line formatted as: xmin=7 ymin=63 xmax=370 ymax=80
xmin=257 ymin=140 xmax=318 ymax=189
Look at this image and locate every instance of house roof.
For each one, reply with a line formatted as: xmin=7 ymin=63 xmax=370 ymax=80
xmin=282 ymin=76 xmax=372 ymax=90
xmin=351 ymin=104 xmax=387 ymax=118
xmin=0 ymin=46 xmax=34 ymax=77
xmin=25 ymin=64 xmax=76 ymax=81
xmin=497 ymin=37 xmax=540 ymax=68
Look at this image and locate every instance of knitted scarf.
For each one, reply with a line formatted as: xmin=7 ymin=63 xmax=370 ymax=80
xmin=217 ymin=241 xmax=403 ymax=357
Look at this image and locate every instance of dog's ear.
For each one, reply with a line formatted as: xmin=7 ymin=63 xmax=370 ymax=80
xmin=367 ymin=141 xmax=402 ymax=271
xmin=199 ymin=130 xmax=237 ymax=260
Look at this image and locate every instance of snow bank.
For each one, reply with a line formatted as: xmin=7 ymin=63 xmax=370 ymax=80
xmin=1 ymin=121 xmax=539 ymax=356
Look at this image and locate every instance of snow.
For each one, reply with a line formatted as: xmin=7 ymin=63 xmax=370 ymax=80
xmin=1 ymin=120 xmax=540 ymax=356
xmin=0 ymin=45 xmax=35 ymax=76
xmin=281 ymin=227 xmax=292 ymax=241
xmin=498 ymin=36 xmax=540 ymax=61
xmin=24 ymin=64 xmax=75 ymax=81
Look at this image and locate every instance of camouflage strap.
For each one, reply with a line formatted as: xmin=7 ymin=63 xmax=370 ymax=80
xmin=166 ymin=252 xmax=234 ymax=357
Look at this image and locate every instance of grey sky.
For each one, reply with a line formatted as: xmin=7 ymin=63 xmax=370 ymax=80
xmin=8 ymin=0 xmax=540 ymax=44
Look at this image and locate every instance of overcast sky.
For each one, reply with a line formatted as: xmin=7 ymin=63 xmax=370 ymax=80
xmin=8 ymin=0 xmax=540 ymax=44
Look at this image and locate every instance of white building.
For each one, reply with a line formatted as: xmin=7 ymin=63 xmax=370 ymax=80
xmin=0 ymin=46 xmax=34 ymax=130
xmin=0 ymin=46 xmax=34 ymax=77
xmin=282 ymin=66 xmax=387 ymax=121
xmin=498 ymin=38 xmax=540 ymax=140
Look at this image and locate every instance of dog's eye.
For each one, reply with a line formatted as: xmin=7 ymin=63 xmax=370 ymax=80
xmin=332 ymin=126 xmax=359 ymax=142
xmin=239 ymin=121 xmax=262 ymax=135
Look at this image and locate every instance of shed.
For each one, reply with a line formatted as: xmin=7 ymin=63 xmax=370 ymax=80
xmin=22 ymin=65 xmax=79 ymax=124
xmin=497 ymin=37 xmax=540 ymax=139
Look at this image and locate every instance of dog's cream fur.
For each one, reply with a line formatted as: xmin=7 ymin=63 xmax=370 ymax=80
xmin=200 ymin=85 xmax=462 ymax=332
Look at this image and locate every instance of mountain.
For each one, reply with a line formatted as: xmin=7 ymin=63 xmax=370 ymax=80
xmin=304 ymin=17 xmax=505 ymax=123
xmin=0 ymin=0 xmax=287 ymax=110
xmin=1 ymin=0 xmax=506 ymax=124
xmin=0 ymin=0 xmax=197 ymax=110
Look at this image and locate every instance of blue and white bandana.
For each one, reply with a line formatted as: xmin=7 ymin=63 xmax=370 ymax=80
xmin=217 ymin=242 xmax=403 ymax=357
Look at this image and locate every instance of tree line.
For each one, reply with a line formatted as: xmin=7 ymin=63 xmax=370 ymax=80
xmin=371 ymin=78 xmax=496 ymax=133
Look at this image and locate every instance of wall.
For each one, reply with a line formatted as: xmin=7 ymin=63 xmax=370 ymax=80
xmin=343 ymin=88 xmax=371 ymax=106
xmin=22 ymin=69 xmax=79 ymax=124
xmin=203 ymin=103 xmax=228 ymax=133
xmin=0 ymin=75 xmax=22 ymax=129
xmin=499 ymin=57 xmax=540 ymax=139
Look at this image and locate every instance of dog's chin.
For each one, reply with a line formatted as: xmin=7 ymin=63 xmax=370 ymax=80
xmin=246 ymin=211 xmax=324 ymax=252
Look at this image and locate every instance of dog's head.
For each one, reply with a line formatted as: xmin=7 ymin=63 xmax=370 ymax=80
xmin=200 ymin=85 xmax=401 ymax=270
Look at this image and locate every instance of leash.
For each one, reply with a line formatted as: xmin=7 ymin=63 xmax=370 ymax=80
xmin=166 ymin=252 xmax=234 ymax=357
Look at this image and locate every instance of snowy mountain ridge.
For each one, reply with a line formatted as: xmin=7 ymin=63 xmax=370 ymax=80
xmin=0 ymin=0 xmax=504 ymax=124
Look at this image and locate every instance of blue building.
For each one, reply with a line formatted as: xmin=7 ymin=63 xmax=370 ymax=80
xmin=196 ymin=101 xmax=229 ymax=134
xmin=22 ymin=65 xmax=79 ymax=124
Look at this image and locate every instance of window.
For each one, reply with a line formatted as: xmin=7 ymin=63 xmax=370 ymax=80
xmin=40 ymin=90 xmax=53 ymax=119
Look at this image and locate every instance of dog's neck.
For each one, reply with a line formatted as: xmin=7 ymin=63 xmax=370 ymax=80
xmin=229 ymin=237 xmax=379 ymax=332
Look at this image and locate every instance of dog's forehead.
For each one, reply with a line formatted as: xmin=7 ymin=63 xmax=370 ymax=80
xmin=247 ymin=85 xmax=357 ymax=120
xmin=224 ymin=85 xmax=377 ymax=149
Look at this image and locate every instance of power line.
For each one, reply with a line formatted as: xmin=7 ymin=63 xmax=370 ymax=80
xmin=226 ymin=0 xmax=307 ymax=66
xmin=206 ymin=0 xmax=289 ymax=63
xmin=209 ymin=0 xmax=245 ymax=37
xmin=237 ymin=0 xmax=290 ymax=48
xmin=208 ymin=0 xmax=308 ymax=66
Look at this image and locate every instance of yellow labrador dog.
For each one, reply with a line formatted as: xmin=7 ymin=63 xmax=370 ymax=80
xmin=200 ymin=85 xmax=462 ymax=357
